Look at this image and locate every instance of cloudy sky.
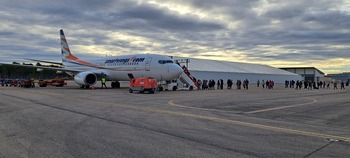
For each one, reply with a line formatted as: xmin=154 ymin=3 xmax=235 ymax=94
xmin=1 ymin=0 xmax=350 ymax=74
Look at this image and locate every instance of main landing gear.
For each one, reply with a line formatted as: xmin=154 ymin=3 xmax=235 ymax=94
xmin=80 ymin=85 xmax=90 ymax=89
xmin=111 ymin=81 xmax=120 ymax=88
xmin=80 ymin=81 xmax=120 ymax=89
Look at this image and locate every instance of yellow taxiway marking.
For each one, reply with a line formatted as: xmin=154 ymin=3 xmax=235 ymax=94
xmin=167 ymin=99 xmax=349 ymax=142
xmin=245 ymin=99 xmax=317 ymax=114
xmin=168 ymin=99 xmax=229 ymax=113
xmin=8 ymin=90 xmax=350 ymax=143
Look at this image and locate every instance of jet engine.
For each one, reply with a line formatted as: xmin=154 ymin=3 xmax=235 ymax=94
xmin=74 ymin=71 xmax=97 ymax=86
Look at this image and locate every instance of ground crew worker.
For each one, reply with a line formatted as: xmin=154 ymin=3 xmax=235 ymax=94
xmin=101 ymin=76 xmax=107 ymax=89
xmin=31 ymin=77 xmax=35 ymax=88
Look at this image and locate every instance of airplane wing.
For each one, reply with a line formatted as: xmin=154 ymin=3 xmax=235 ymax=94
xmin=0 ymin=63 xmax=80 ymax=73
xmin=23 ymin=58 xmax=63 ymax=65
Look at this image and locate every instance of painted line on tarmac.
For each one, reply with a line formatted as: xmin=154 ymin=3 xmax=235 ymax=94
xmin=168 ymin=99 xmax=232 ymax=113
xmin=244 ymin=99 xmax=317 ymax=114
xmin=178 ymin=113 xmax=350 ymax=143
xmin=166 ymin=99 xmax=350 ymax=142
xmin=13 ymin=89 xmax=350 ymax=143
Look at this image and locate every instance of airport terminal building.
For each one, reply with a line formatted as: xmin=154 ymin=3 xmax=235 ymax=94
xmin=326 ymin=72 xmax=350 ymax=82
xmin=280 ymin=67 xmax=324 ymax=82
xmin=173 ymin=57 xmax=302 ymax=83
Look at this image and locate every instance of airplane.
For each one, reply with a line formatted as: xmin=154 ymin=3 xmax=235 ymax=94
xmin=0 ymin=29 xmax=184 ymax=88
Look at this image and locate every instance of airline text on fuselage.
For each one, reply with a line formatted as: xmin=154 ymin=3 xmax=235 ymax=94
xmin=104 ymin=57 xmax=145 ymax=64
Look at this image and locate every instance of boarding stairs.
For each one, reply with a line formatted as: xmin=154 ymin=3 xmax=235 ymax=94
xmin=177 ymin=70 xmax=199 ymax=90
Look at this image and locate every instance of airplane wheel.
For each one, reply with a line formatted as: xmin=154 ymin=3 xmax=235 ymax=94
xmin=116 ymin=82 xmax=120 ymax=88
xmin=81 ymin=85 xmax=90 ymax=89
xmin=129 ymin=89 xmax=133 ymax=93
xmin=111 ymin=82 xmax=116 ymax=88
xmin=111 ymin=81 xmax=121 ymax=88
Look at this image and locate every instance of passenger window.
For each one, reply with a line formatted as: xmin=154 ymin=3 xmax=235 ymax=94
xmin=158 ymin=60 xmax=174 ymax=64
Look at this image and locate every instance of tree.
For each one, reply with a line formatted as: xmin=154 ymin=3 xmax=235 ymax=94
xmin=0 ymin=64 xmax=68 ymax=79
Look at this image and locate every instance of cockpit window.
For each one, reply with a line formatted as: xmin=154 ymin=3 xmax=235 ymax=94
xmin=158 ymin=60 xmax=174 ymax=64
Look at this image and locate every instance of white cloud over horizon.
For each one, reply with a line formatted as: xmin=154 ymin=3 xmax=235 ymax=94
xmin=1 ymin=0 xmax=350 ymax=74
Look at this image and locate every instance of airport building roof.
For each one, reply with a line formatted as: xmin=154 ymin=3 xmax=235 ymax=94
xmin=174 ymin=57 xmax=299 ymax=76
xmin=279 ymin=67 xmax=325 ymax=75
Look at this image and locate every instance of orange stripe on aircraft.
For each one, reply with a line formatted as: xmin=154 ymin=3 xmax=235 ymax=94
xmin=66 ymin=54 xmax=79 ymax=60
xmin=64 ymin=47 xmax=71 ymax=53
xmin=61 ymin=38 xmax=67 ymax=43
xmin=66 ymin=54 xmax=99 ymax=67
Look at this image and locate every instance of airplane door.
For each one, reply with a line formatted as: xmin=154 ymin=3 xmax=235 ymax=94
xmin=127 ymin=73 xmax=134 ymax=79
xmin=145 ymin=57 xmax=152 ymax=71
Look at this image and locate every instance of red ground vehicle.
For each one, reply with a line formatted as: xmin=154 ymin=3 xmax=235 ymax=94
xmin=129 ymin=77 xmax=158 ymax=94
xmin=19 ymin=80 xmax=35 ymax=88
xmin=38 ymin=78 xmax=67 ymax=87
xmin=9 ymin=79 xmax=19 ymax=87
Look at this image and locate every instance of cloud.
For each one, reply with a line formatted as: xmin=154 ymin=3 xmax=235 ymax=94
xmin=0 ymin=0 xmax=350 ymax=73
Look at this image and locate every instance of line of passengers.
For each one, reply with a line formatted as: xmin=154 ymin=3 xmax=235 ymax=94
xmin=285 ymin=80 xmax=347 ymax=90
xmin=196 ymin=79 xmax=275 ymax=90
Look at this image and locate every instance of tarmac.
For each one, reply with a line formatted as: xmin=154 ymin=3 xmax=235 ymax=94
xmin=0 ymin=81 xmax=349 ymax=158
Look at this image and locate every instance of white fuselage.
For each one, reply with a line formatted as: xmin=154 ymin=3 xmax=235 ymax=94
xmin=64 ymin=54 xmax=183 ymax=81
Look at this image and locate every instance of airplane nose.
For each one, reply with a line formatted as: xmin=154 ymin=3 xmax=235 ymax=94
xmin=172 ymin=65 xmax=184 ymax=77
